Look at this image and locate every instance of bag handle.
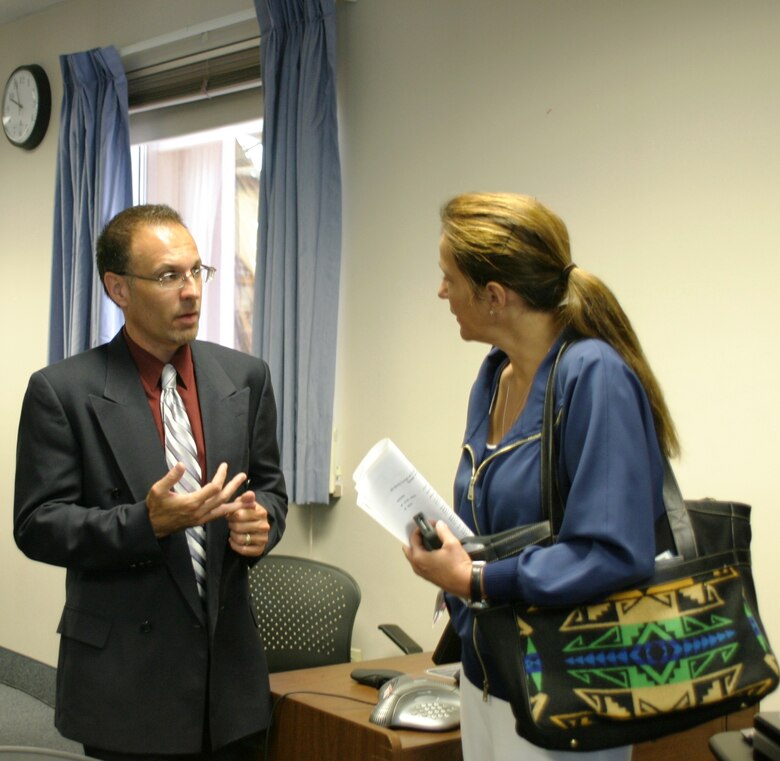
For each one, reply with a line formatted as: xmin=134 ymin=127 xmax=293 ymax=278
xmin=541 ymin=341 xmax=698 ymax=561
xmin=661 ymin=459 xmax=698 ymax=559
xmin=540 ymin=340 xmax=570 ymax=535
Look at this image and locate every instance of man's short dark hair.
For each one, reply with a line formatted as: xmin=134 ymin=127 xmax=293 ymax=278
xmin=96 ymin=204 xmax=185 ymax=281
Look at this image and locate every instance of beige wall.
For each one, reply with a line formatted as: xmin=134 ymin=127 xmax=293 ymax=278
xmin=2 ymin=0 xmax=779 ymax=710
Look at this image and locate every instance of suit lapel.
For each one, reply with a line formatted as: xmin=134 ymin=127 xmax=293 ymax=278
xmin=192 ymin=343 xmax=251 ymax=620
xmin=91 ymin=333 xmax=205 ymax=622
xmin=91 ymin=334 xmax=164 ymax=502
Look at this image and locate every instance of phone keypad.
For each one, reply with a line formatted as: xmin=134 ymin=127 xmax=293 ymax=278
xmin=410 ymin=699 xmax=459 ymax=719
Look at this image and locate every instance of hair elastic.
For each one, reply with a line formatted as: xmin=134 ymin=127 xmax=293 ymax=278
xmin=561 ymin=262 xmax=577 ymax=284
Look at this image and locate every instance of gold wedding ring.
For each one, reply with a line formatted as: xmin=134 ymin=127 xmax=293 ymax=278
xmin=244 ymin=533 xmax=251 ymax=546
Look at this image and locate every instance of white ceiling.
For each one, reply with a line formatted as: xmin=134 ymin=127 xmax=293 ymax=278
xmin=0 ymin=0 xmax=68 ymax=26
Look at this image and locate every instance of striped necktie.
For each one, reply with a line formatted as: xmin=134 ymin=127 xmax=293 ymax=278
xmin=160 ymin=363 xmax=207 ymax=600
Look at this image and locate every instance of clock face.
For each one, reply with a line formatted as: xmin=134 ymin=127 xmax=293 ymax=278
xmin=2 ymin=65 xmax=51 ymax=150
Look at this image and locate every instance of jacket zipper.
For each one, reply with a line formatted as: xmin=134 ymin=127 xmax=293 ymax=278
xmin=471 ymin=616 xmax=492 ymax=701
xmin=464 ymin=432 xmax=541 ymax=697
xmin=464 ymin=433 xmax=541 ymax=532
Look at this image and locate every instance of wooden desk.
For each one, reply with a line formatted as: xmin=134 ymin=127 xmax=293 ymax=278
xmin=633 ymin=706 xmax=755 ymax=761
xmin=267 ymin=651 xmax=755 ymax=761
xmin=267 ymin=652 xmax=462 ymax=761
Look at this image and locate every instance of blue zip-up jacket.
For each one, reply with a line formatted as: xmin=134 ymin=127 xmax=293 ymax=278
xmin=447 ymin=333 xmax=665 ymax=699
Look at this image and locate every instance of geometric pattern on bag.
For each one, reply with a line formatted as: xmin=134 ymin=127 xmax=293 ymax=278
xmin=516 ymin=563 xmax=779 ymax=734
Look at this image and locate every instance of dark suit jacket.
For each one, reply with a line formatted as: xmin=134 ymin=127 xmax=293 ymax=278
xmin=14 ymin=332 xmax=288 ymax=754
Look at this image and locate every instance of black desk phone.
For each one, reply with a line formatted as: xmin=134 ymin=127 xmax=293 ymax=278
xmin=368 ymin=674 xmax=460 ymax=731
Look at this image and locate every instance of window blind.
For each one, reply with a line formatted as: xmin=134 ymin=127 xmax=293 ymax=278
xmin=121 ymin=11 xmax=263 ymax=142
xmin=126 ymin=37 xmax=261 ymax=113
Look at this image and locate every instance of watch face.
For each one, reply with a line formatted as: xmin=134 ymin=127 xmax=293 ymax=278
xmin=2 ymin=65 xmax=51 ymax=149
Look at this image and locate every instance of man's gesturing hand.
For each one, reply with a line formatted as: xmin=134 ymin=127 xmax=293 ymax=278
xmin=146 ymin=462 xmax=247 ymax=538
xmin=227 ymin=490 xmax=270 ymax=558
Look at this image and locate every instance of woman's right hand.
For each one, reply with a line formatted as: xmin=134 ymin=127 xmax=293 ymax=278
xmin=403 ymin=520 xmax=472 ymax=598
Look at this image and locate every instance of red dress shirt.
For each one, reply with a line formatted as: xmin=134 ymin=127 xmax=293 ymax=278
xmin=124 ymin=331 xmax=207 ymax=481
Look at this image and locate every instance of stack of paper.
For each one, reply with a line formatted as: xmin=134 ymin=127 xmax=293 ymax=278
xmin=353 ymin=438 xmax=471 ymax=545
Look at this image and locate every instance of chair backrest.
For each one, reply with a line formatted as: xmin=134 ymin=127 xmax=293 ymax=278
xmin=0 ymin=647 xmax=83 ymax=753
xmin=0 ymin=747 xmax=96 ymax=760
xmin=248 ymin=555 xmax=361 ymax=672
xmin=0 ymin=647 xmax=56 ymax=708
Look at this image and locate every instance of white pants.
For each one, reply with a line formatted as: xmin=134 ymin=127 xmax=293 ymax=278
xmin=459 ymin=677 xmax=632 ymax=761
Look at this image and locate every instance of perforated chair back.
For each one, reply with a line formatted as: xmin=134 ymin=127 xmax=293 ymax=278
xmin=248 ymin=555 xmax=361 ymax=672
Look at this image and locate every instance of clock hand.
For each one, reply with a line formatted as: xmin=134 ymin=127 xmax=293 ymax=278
xmin=9 ymin=96 xmax=22 ymax=108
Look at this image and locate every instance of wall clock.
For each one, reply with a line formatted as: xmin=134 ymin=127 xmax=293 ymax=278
xmin=2 ymin=64 xmax=51 ymax=150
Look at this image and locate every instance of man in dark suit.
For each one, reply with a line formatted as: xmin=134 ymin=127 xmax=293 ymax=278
xmin=14 ymin=204 xmax=288 ymax=761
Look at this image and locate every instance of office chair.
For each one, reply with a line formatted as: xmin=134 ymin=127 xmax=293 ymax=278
xmin=0 ymin=646 xmax=82 ymax=753
xmin=248 ymin=555 xmax=361 ymax=672
xmin=0 ymin=749 xmax=97 ymax=760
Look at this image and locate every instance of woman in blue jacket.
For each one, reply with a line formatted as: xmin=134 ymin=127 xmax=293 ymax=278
xmin=404 ymin=192 xmax=679 ymax=761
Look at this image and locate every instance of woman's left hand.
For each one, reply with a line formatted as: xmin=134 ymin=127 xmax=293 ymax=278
xmin=402 ymin=520 xmax=472 ymax=598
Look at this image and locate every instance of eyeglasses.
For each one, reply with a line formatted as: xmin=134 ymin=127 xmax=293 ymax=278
xmin=120 ymin=265 xmax=217 ymax=290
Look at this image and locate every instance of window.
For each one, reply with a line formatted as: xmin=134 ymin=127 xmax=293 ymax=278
xmin=131 ymin=120 xmax=262 ymax=352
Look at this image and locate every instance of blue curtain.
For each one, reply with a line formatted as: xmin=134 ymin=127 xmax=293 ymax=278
xmin=49 ymin=46 xmax=132 ymax=363
xmin=253 ymin=0 xmax=342 ymax=505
